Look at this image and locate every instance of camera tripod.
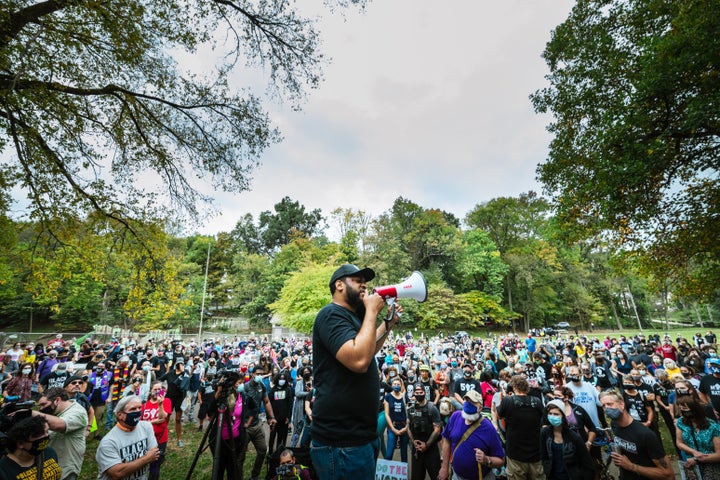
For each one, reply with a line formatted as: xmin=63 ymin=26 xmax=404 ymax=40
xmin=185 ymin=401 xmax=240 ymax=480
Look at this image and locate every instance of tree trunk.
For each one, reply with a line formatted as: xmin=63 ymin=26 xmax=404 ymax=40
xmin=506 ymin=275 xmax=515 ymax=334
xmin=627 ymin=285 xmax=642 ymax=331
xmin=693 ymin=303 xmax=704 ymax=328
xmin=706 ymin=304 xmax=713 ymax=323
xmin=611 ymin=300 xmax=622 ymax=330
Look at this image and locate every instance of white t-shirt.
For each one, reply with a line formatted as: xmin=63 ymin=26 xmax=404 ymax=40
xmin=566 ymin=380 xmax=602 ymax=428
xmin=96 ymin=421 xmax=157 ymax=480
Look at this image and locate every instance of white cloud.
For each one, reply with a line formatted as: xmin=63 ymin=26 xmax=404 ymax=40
xmin=192 ymin=1 xmax=576 ymax=234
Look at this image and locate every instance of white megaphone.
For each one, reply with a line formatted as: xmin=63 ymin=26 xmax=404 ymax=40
xmin=373 ymin=271 xmax=428 ymax=303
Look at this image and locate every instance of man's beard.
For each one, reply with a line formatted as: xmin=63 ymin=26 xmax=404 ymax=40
xmin=462 ymin=411 xmax=480 ymax=422
xmin=345 ymin=283 xmax=365 ymax=314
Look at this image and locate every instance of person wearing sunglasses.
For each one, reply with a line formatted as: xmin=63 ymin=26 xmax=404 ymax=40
xmin=34 ymin=386 xmax=88 ymax=480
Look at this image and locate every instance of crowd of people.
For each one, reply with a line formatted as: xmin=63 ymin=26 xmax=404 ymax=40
xmin=0 ymin=325 xmax=718 ymax=480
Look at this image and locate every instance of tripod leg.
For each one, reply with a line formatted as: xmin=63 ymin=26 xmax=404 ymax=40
xmin=185 ymin=412 xmax=216 ymax=480
xmin=212 ymin=408 xmax=227 ymax=480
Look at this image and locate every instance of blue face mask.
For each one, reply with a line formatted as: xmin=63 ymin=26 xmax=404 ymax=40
xmin=547 ymin=414 xmax=563 ymax=427
xmin=605 ymin=407 xmax=622 ymax=420
xmin=254 ymin=375 xmax=263 ymax=384
xmin=462 ymin=401 xmax=478 ymax=415
xmin=393 ymin=385 xmax=401 ymax=392
xmin=237 ymin=383 xmax=244 ymax=394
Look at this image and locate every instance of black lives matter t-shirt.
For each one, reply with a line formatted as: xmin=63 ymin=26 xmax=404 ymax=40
xmin=612 ymin=419 xmax=667 ymax=480
xmin=312 ymin=303 xmax=379 ymax=446
xmin=0 ymin=448 xmax=61 ymax=480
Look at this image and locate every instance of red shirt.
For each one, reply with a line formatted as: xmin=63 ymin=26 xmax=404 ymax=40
xmin=661 ymin=344 xmax=677 ymax=360
xmin=142 ymin=397 xmax=172 ymax=444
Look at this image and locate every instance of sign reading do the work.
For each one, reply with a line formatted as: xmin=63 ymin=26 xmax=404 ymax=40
xmin=375 ymin=459 xmax=408 ymax=480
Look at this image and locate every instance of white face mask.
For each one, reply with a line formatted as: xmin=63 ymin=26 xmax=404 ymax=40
xmin=22 ymin=368 xmax=32 ymax=375
xmin=278 ymin=379 xmax=286 ymax=386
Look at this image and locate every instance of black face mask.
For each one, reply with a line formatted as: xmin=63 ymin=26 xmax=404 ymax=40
xmin=26 ymin=435 xmax=49 ymax=455
xmin=680 ymin=410 xmax=694 ymax=419
xmin=40 ymin=404 xmax=55 ymax=415
xmin=414 ymin=393 xmax=426 ymax=403
xmin=566 ymin=375 xmax=580 ymax=383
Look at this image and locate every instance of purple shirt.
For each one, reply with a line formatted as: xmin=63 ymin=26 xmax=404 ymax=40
xmin=441 ymin=411 xmax=505 ymax=479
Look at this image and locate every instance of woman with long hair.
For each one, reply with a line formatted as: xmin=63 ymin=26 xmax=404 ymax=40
xmin=540 ymin=400 xmax=595 ymax=480
xmin=675 ymin=394 xmax=720 ymax=479
xmin=2 ymin=362 xmax=37 ymax=401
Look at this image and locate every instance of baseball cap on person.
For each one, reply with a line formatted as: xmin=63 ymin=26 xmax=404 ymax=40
xmin=329 ymin=264 xmax=375 ymax=291
xmin=463 ymin=390 xmax=483 ymax=404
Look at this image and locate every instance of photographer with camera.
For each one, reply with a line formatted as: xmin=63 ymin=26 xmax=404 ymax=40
xmin=34 ymin=387 xmax=87 ymax=480
xmin=274 ymin=449 xmax=311 ymax=480
xmin=0 ymin=415 xmax=61 ymax=480
xmin=206 ymin=371 xmax=247 ymax=480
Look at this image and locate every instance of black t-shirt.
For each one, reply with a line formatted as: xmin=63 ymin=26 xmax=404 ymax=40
xmin=699 ymin=374 xmax=720 ymax=412
xmin=0 ymin=448 xmax=61 ymax=480
xmin=497 ymin=394 xmax=544 ymax=462
xmin=312 ymin=303 xmax=379 ymax=447
xmin=611 ymin=419 xmax=666 ymax=480
xmin=453 ymin=378 xmax=481 ymax=398
xmin=593 ymin=360 xmax=615 ymax=389
xmin=623 ymin=392 xmax=650 ymax=423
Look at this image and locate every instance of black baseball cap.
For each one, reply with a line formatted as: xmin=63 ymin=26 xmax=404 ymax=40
xmin=329 ymin=264 xmax=375 ymax=291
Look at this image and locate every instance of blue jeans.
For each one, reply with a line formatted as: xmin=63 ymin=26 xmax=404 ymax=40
xmin=311 ymin=438 xmax=378 ymax=480
xmin=376 ymin=411 xmax=387 ymax=457
xmin=385 ymin=428 xmax=408 ymax=462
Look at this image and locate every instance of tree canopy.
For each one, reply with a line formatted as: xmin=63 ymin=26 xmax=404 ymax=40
xmin=0 ymin=0 xmax=362 ymax=232
xmin=532 ymin=0 xmax=720 ymax=299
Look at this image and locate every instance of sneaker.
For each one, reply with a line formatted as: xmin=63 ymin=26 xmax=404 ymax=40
xmin=178 ymin=440 xmax=184 ymax=447
xmin=197 ymin=425 xmax=202 ymax=432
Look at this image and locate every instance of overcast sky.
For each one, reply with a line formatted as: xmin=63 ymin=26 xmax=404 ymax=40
xmin=194 ymin=1 xmax=576 ymax=237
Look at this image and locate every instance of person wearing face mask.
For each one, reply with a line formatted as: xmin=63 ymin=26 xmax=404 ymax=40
xmin=384 ymin=377 xmax=409 ymax=462
xmin=497 ymin=375 xmax=544 ymax=480
xmin=269 ymin=371 xmax=294 ymax=452
xmin=289 ymin=367 xmax=312 ymax=448
xmin=564 ymin=365 xmax=603 ymax=430
xmin=40 ymin=361 xmax=71 ymax=391
xmin=540 ymin=400 xmax=595 ymax=480
xmin=96 ymin=395 xmax=160 ymax=480
xmin=407 ymin=383 xmax=442 ymax=480
xmin=0 ymin=415 xmax=61 ymax=480
xmin=3 ymin=362 xmax=36 ymax=401
xmin=699 ymin=358 xmax=720 ymax=417
xmin=238 ymin=364 xmax=277 ymax=480
xmin=105 ymin=356 xmax=133 ymax=432
xmin=159 ymin=359 xmax=188 ymax=446
xmin=35 ymin=349 xmax=59 ymax=384
xmin=675 ymin=393 xmax=720 ymax=479
xmin=33 ymin=387 xmax=87 ymax=480
xmin=440 ymin=389 xmax=505 ymax=480
xmin=87 ymin=362 xmax=112 ymax=439
xmin=141 ymin=381 xmax=171 ymax=480
xmin=621 ymin=380 xmax=655 ymax=433
xmin=599 ymin=390 xmax=673 ymax=480
xmin=452 ymin=364 xmax=481 ymax=410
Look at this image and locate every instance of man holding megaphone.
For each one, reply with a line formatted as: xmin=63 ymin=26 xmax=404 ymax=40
xmin=310 ymin=264 xmax=426 ymax=480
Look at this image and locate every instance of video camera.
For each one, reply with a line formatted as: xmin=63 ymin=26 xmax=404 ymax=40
xmin=276 ymin=463 xmax=298 ymax=478
xmin=0 ymin=396 xmax=35 ymax=455
xmin=210 ymin=369 xmax=241 ymax=406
